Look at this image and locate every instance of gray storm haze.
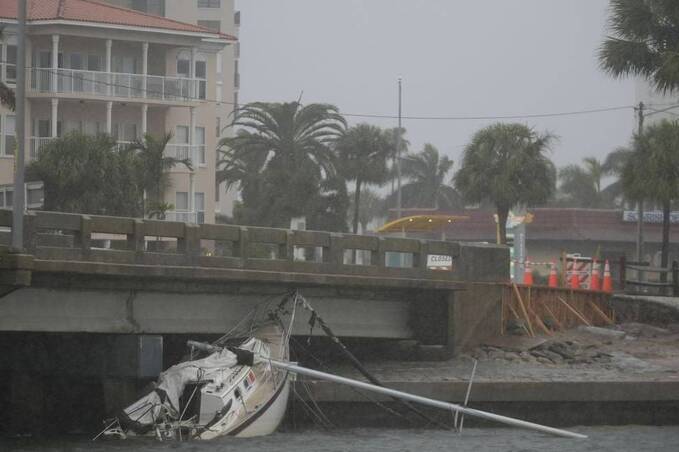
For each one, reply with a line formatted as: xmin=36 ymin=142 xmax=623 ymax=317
xmin=236 ymin=0 xmax=638 ymax=168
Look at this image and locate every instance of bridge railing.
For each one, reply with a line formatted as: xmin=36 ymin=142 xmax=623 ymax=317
xmin=0 ymin=210 xmax=492 ymax=281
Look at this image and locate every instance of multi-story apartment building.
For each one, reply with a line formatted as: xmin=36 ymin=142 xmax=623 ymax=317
xmin=103 ymin=0 xmax=241 ymax=219
xmin=0 ymin=0 xmax=238 ymax=224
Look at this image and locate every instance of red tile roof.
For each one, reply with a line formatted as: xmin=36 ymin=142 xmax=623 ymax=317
xmin=391 ymin=207 xmax=679 ymax=244
xmin=0 ymin=0 xmax=236 ymax=40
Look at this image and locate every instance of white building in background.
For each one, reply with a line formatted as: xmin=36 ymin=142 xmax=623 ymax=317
xmin=0 ymin=0 xmax=240 ymax=223
xmin=104 ymin=0 xmax=241 ymax=219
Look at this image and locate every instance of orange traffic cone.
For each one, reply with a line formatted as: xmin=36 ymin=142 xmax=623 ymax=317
xmin=569 ymin=258 xmax=580 ymax=289
xmin=602 ymin=260 xmax=613 ymax=293
xmin=523 ymin=261 xmax=533 ymax=286
xmin=590 ymin=260 xmax=601 ymax=291
xmin=548 ymin=262 xmax=558 ymax=288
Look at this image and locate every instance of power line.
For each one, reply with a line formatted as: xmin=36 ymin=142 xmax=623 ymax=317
xmin=1 ymin=65 xmax=641 ymax=122
xmin=341 ymin=105 xmax=634 ymax=121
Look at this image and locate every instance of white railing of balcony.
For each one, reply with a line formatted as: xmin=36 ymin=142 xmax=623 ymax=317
xmin=30 ymin=138 xmax=143 ymax=160
xmin=29 ymin=136 xmax=55 ymax=160
xmin=164 ymin=210 xmax=198 ymax=223
xmin=28 ymin=68 xmax=203 ymax=101
xmin=165 ymin=144 xmax=203 ymax=168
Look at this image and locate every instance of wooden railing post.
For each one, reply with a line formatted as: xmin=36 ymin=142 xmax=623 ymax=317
xmin=22 ymin=211 xmax=37 ymax=253
xmin=183 ymin=223 xmax=201 ymax=265
xmin=373 ymin=237 xmax=386 ymax=269
xmin=672 ymin=260 xmax=679 ymax=297
xmin=80 ymin=215 xmax=92 ymax=259
xmin=237 ymin=227 xmax=249 ymax=266
xmin=129 ymin=219 xmax=145 ymax=263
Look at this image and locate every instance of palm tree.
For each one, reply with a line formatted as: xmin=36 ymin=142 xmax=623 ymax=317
xmin=128 ymin=133 xmax=193 ymax=216
xmin=348 ymin=188 xmax=384 ymax=233
xmin=383 ymin=127 xmax=410 ymax=198
xmin=336 ymin=124 xmax=390 ymax=234
xmin=397 ymin=143 xmax=461 ymax=210
xmin=219 ymin=102 xmax=346 ymax=227
xmin=623 ymin=120 xmax=679 ymax=276
xmin=558 ymin=157 xmax=608 ymax=208
xmin=601 ymin=146 xmax=635 ymax=207
xmin=599 ymin=0 xmax=679 ymax=93
xmin=454 ymin=123 xmax=556 ymax=244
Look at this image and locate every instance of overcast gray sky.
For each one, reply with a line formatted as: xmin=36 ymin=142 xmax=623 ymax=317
xmin=236 ymin=0 xmax=635 ymax=168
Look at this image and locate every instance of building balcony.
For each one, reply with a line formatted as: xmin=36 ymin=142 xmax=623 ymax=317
xmin=30 ymin=137 xmax=207 ymax=169
xmin=28 ymin=68 xmax=205 ymax=104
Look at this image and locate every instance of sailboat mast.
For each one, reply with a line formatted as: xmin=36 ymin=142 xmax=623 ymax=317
xmin=263 ymin=358 xmax=587 ymax=440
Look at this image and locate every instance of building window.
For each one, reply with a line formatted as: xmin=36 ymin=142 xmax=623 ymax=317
xmin=198 ymin=0 xmax=221 ymax=7
xmin=195 ymin=126 xmax=206 ymax=166
xmin=132 ymin=0 xmax=165 ymax=16
xmin=177 ymin=58 xmax=190 ymax=78
xmin=195 ymin=60 xmax=207 ymax=100
xmin=0 ymin=186 xmax=13 ymax=208
xmin=26 ymin=184 xmax=44 ymax=208
xmin=5 ymin=44 xmax=17 ymax=83
xmin=195 ymin=192 xmax=205 ymax=224
xmin=175 ymin=192 xmax=189 ymax=211
xmin=197 ymin=20 xmax=221 ymax=33
xmin=1 ymin=114 xmax=16 ymax=156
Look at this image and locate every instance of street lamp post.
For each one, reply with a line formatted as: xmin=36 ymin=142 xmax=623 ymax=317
xmin=395 ymin=77 xmax=403 ymax=222
xmin=11 ymin=0 xmax=27 ymax=252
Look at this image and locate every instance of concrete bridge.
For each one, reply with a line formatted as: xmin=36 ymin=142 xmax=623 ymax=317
xmin=0 ymin=208 xmax=511 ymax=434
xmin=0 ymin=208 xmax=508 ymax=353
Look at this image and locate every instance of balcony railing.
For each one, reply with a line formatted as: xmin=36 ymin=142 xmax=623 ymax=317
xmin=30 ymin=138 xmax=205 ymax=167
xmin=30 ymin=137 xmax=55 ymax=160
xmin=164 ymin=210 xmax=199 ymax=223
xmin=165 ymin=144 xmax=206 ymax=168
xmin=28 ymin=67 xmax=204 ymax=102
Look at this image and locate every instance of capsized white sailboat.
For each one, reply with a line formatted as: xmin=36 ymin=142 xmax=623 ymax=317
xmin=98 ymin=293 xmax=298 ymax=441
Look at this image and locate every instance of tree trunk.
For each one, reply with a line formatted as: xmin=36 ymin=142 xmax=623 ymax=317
xmin=661 ymin=199 xmax=671 ymax=283
xmin=352 ymin=179 xmax=362 ymax=235
xmin=497 ymin=206 xmax=509 ymax=245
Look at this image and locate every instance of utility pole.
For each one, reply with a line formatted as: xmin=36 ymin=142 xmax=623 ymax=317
xmin=635 ymin=101 xmax=644 ymax=263
xmin=10 ymin=0 xmax=27 ymax=252
xmin=396 ymin=76 xmax=403 ymax=221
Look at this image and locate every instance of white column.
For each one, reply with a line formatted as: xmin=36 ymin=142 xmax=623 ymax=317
xmin=106 ymin=101 xmax=113 ymax=135
xmin=142 ymin=42 xmax=149 ymax=98
xmin=51 ymin=34 xmax=59 ymax=92
xmin=105 ymin=39 xmax=112 ymax=96
xmin=141 ymin=104 xmax=148 ymax=135
xmin=50 ymin=99 xmax=58 ymax=138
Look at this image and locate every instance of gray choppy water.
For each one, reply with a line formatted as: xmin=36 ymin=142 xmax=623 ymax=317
xmin=3 ymin=427 xmax=679 ymax=452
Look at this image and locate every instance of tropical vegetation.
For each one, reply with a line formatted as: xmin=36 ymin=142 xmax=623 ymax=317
xmin=27 ymin=132 xmax=189 ymax=218
xmin=623 ymin=120 xmax=679 ymax=275
xmin=454 ymin=123 xmax=556 ymax=244
xmin=599 ymin=0 xmax=679 ymax=93
xmin=336 ymin=123 xmax=391 ymax=233
xmin=218 ymin=101 xmax=348 ymax=230
xmin=388 ymin=143 xmax=460 ymax=210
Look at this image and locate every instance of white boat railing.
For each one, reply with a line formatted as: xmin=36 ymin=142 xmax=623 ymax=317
xmin=28 ymin=67 xmax=202 ymax=101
